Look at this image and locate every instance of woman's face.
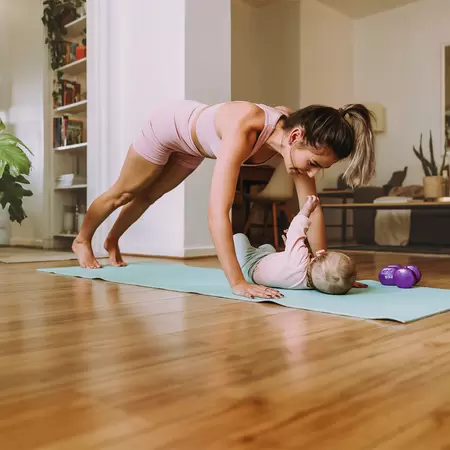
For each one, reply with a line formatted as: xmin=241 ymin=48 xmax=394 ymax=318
xmin=283 ymin=128 xmax=339 ymax=178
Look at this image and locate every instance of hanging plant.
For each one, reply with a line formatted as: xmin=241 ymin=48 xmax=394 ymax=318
xmin=41 ymin=0 xmax=84 ymax=70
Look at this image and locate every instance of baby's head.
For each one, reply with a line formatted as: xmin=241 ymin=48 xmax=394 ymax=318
xmin=307 ymin=251 xmax=356 ymax=295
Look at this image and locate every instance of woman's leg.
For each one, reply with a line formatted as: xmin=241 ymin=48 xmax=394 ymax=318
xmin=104 ymin=156 xmax=197 ymax=266
xmin=72 ymin=145 xmax=164 ymax=268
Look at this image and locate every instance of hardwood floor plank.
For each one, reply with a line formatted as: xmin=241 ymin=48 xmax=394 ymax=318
xmin=0 ymin=390 xmax=149 ymax=450
xmin=0 ymin=253 xmax=450 ymax=449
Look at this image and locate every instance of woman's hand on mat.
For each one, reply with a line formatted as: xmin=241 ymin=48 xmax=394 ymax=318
xmin=232 ymin=281 xmax=284 ymax=299
xmin=353 ymin=281 xmax=368 ymax=288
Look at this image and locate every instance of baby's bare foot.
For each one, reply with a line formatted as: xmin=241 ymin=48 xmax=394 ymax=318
xmin=104 ymin=237 xmax=127 ymax=267
xmin=72 ymin=239 xmax=102 ymax=269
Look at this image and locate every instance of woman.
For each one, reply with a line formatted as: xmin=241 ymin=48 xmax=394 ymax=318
xmin=72 ymin=100 xmax=375 ymax=300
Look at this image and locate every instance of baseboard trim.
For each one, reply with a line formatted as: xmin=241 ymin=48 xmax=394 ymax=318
xmin=9 ymin=237 xmax=44 ymax=248
xmin=184 ymin=246 xmax=217 ymax=258
xmin=122 ymin=245 xmax=217 ymax=260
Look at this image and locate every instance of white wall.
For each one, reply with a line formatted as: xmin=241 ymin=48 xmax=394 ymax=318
xmin=184 ymin=0 xmax=231 ymax=256
xmin=89 ymin=0 xmax=231 ymax=258
xmin=354 ymin=0 xmax=450 ymax=186
xmin=231 ymin=0 xmax=354 ymax=240
xmin=0 ymin=0 xmax=11 ymax=113
xmin=0 ymin=0 xmax=47 ymax=247
xmin=231 ymin=0 xmax=301 ymax=110
xmin=231 ymin=0 xmax=264 ymax=103
xmin=300 ymin=0 xmax=355 ymax=191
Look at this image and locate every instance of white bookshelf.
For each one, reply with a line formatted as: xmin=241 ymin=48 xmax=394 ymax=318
xmin=49 ymin=12 xmax=88 ymax=248
xmin=55 ymin=99 xmax=87 ymax=114
xmin=58 ymin=57 xmax=87 ymax=76
xmin=65 ymin=15 xmax=86 ymax=38
xmin=54 ymin=142 xmax=87 ymax=152
xmin=55 ymin=184 xmax=88 ymax=191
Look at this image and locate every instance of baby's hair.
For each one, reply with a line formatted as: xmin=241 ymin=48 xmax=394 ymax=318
xmin=281 ymin=104 xmax=376 ymax=188
xmin=307 ymin=251 xmax=357 ymax=295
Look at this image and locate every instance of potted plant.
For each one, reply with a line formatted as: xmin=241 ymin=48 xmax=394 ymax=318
xmin=413 ymin=131 xmax=448 ymax=199
xmin=0 ymin=119 xmax=33 ymax=244
xmin=41 ymin=0 xmax=84 ymax=70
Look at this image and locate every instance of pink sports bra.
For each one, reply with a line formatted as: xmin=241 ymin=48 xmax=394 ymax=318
xmin=194 ymin=103 xmax=286 ymax=164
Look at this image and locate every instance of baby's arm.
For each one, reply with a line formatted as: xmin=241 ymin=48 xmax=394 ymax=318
xmin=283 ymin=195 xmax=319 ymax=253
xmin=283 ymin=213 xmax=312 ymax=253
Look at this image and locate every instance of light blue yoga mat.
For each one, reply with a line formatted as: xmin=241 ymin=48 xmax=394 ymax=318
xmin=38 ymin=261 xmax=450 ymax=323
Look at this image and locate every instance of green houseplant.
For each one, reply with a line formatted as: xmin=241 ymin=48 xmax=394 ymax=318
xmin=413 ymin=131 xmax=448 ymax=198
xmin=0 ymin=119 xmax=33 ymax=224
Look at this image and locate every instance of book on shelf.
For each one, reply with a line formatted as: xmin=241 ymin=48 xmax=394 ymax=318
xmin=53 ymin=78 xmax=84 ymax=108
xmin=53 ymin=116 xmax=84 ymax=148
xmin=60 ymin=40 xmax=87 ymax=66
xmin=56 ymin=173 xmax=87 ymax=188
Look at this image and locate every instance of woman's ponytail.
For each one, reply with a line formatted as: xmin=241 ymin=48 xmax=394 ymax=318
xmin=340 ymin=104 xmax=376 ymax=187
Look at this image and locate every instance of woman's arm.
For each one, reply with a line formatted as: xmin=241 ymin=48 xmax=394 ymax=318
xmin=208 ymin=104 xmax=283 ymax=299
xmin=292 ymin=174 xmax=327 ymax=253
xmin=208 ymin=147 xmax=247 ymax=288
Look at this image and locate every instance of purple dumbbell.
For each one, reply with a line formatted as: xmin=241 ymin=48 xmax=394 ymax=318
xmin=378 ymin=266 xmax=398 ymax=286
xmin=405 ymin=265 xmax=422 ymax=284
xmin=378 ymin=264 xmax=422 ymax=288
xmin=393 ymin=267 xmax=416 ymax=289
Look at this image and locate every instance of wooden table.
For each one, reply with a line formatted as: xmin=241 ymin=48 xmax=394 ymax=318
xmin=320 ymin=200 xmax=450 ymax=246
xmin=321 ymin=200 xmax=450 ymax=210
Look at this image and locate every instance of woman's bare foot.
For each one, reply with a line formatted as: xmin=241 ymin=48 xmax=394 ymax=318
xmin=72 ymin=238 xmax=102 ymax=269
xmin=104 ymin=237 xmax=127 ymax=267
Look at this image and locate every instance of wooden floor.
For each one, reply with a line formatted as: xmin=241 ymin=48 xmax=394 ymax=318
xmin=1 ymin=252 xmax=450 ymax=449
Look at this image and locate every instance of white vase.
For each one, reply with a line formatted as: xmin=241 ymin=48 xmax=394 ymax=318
xmin=0 ymin=207 xmax=11 ymax=246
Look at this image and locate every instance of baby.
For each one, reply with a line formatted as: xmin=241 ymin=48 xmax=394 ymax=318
xmin=233 ymin=195 xmax=357 ymax=295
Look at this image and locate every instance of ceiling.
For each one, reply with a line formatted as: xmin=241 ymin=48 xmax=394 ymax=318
xmin=239 ymin=0 xmax=423 ymax=18
xmin=316 ymin=0 xmax=422 ymax=18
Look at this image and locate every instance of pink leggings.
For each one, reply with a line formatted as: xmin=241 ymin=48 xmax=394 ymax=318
xmin=133 ymin=100 xmax=207 ymax=170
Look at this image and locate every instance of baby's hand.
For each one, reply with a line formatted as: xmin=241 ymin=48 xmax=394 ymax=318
xmin=281 ymin=229 xmax=288 ymax=245
xmin=300 ymin=195 xmax=320 ymax=218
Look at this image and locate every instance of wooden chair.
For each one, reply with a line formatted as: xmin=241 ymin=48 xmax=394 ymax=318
xmin=243 ymin=161 xmax=295 ymax=250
